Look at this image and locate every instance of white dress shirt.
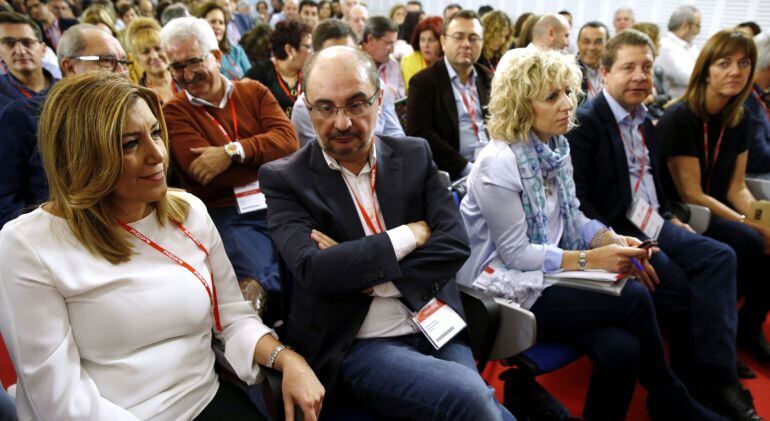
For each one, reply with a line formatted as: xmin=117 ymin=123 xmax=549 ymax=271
xmin=0 ymin=192 xmax=273 ymax=420
xmin=378 ymin=58 xmax=406 ymax=100
xmin=656 ymin=32 xmax=699 ymax=98
xmin=320 ymin=143 xmax=420 ymax=338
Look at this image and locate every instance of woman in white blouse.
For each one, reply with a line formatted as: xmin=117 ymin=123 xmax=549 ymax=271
xmin=0 ymin=72 xmax=324 ymax=421
xmin=456 ymin=50 xmax=718 ymax=421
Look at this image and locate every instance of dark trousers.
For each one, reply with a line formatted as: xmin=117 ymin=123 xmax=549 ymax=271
xmin=531 ymin=281 xmax=700 ymax=421
xmin=195 ymin=381 xmax=266 ymax=421
xmin=643 ymin=221 xmax=738 ymax=384
xmin=705 ymin=218 xmax=770 ymax=335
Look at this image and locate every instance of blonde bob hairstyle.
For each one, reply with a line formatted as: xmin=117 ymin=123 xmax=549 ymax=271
xmin=487 ymin=50 xmax=582 ymax=142
xmin=125 ymin=17 xmax=162 ymax=55
xmin=38 ymin=71 xmax=190 ymax=264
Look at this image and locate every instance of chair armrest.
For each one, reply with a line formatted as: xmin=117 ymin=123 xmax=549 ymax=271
xmin=488 ymin=296 xmax=537 ymax=361
xmin=747 ymin=177 xmax=770 ymax=201
xmin=437 ymin=170 xmax=451 ymax=190
xmin=459 ymin=285 xmax=499 ymax=371
xmin=684 ymin=203 xmax=711 ymax=234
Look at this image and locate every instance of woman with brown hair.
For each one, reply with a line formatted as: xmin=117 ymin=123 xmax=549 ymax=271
xmin=660 ymin=30 xmax=770 ymax=377
xmin=196 ymin=1 xmax=251 ymax=80
xmin=479 ymin=10 xmax=513 ymax=73
xmin=0 ymin=71 xmax=324 ymax=420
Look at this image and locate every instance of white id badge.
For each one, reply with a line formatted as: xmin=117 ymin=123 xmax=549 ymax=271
xmin=626 ymin=196 xmax=664 ymax=240
xmin=412 ymin=298 xmax=467 ymax=350
xmin=233 ymin=181 xmax=267 ymax=214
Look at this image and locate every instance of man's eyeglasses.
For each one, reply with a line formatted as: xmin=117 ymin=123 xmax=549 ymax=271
xmin=73 ymin=55 xmax=133 ymax=71
xmin=0 ymin=37 xmax=40 ymax=50
xmin=445 ymin=32 xmax=483 ymax=44
xmin=305 ymin=88 xmax=379 ymax=119
xmin=168 ymin=53 xmax=210 ymax=76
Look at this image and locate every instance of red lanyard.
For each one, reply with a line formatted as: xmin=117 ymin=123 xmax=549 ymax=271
xmin=703 ymin=122 xmax=726 ymax=194
xmin=199 ymin=100 xmax=239 ymax=144
xmin=453 ymin=77 xmax=481 ymax=140
xmin=118 ymin=219 xmax=222 ymax=332
xmin=224 ymin=54 xmax=242 ymax=80
xmin=617 ymin=125 xmax=648 ymax=194
xmin=341 ymin=147 xmax=384 ymax=234
xmin=754 ymin=90 xmax=770 ymax=121
xmin=273 ymin=62 xmax=301 ymax=102
xmin=585 ymin=75 xmax=602 ymax=98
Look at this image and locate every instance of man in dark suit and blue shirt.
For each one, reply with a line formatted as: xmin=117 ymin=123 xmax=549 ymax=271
xmin=566 ymin=29 xmax=760 ymax=421
xmin=259 ymin=45 xmax=512 ymax=420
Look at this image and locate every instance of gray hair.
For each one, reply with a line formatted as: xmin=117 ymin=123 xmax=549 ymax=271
xmin=613 ymin=7 xmax=635 ymax=20
xmin=756 ymin=32 xmax=770 ymax=71
xmin=160 ymin=16 xmax=219 ymax=55
xmin=56 ymin=23 xmax=101 ymax=65
xmin=301 ymin=45 xmax=378 ymax=98
xmin=667 ymin=5 xmax=699 ymax=32
xmin=160 ymin=3 xmax=190 ymax=26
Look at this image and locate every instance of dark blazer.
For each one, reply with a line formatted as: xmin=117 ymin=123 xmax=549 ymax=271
xmin=37 ymin=18 xmax=77 ymax=50
xmin=259 ymin=135 xmax=470 ymax=397
xmin=406 ymin=61 xmax=492 ymax=179
xmin=566 ymin=92 xmax=671 ymax=236
xmin=745 ymin=84 xmax=770 ymax=174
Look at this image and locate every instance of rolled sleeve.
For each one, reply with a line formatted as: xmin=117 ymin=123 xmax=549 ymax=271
xmin=543 ymin=245 xmax=564 ymax=273
xmin=581 ymin=218 xmax=607 ymax=247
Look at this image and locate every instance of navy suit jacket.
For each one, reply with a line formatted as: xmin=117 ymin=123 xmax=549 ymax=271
xmin=406 ymin=61 xmax=491 ymax=179
xmin=259 ymin=135 xmax=470 ymax=396
xmin=567 ymin=93 xmax=671 ymax=237
xmin=745 ymin=85 xmax=770 ymax=174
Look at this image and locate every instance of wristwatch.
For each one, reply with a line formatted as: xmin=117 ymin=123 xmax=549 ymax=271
xmin=578 ymin=250 xmax=587 ymax=271
xmin=224 ymin=142 xmax=244 ymax=163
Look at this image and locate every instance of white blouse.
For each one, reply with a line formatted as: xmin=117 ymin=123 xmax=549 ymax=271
xmin=0 ymin=192 xmax=273 ymax=420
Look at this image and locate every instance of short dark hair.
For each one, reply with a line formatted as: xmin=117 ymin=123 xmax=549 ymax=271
xmin=602 ymin=29 xmax=655 ymax=70
xmin=406 ymin=1 xmax=421 ymax=10
xmin=443 ymin=9 xmax=479 ymax=34
xmin=311 ymin=17 xmax=355 ymax=51
xmin=116 ymin=3 xmax=136 ymax=19
xmin=557 ymin=10 xmax=571 ymax=17
xmin=443 ymin=3 xmax=461 ymax=14
xmin=270 ymin=18 xmax=313 ymax=59
xmin=298 ymin=0 xmax=317 ymax=13
xmin=477 ymin=5 xmax=493 ymax=17
xmin=578 ymin=21 xmax=608 ymax=41
xmin=0 ymin=11 xmax=42 ymax=41
xmin=737 ymin=21 xmax=762 ymax=37
xmin=362 ymin=15 xmax=397 ymax=44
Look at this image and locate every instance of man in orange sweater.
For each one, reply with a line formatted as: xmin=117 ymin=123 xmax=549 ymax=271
xmin=161 ymin=17 xmax=299 ymax=321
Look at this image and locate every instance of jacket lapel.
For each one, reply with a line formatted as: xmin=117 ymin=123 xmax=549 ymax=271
xmin=373 ymin=137 xmax=404 ymax=229
xmin=437 ymin=63 xmax=460 ymax=142
xmin=595 ymin=95 xmax=634 ymax=207
xmin=308 ymin=142 xmax=365 ymax=241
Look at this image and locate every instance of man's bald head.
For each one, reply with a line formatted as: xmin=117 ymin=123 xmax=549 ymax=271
xmin=302 ymin=45 xmax=377 ymax=96
xmin=58 ymin=24 xmax=128 ymax=76
xmin=531 ymin=13 xmax=570 ymax=51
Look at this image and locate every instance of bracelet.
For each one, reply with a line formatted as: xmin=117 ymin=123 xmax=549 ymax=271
xmin=739 ymin=214 xmax=746 ymax=224
xmin=578 ymin=250 xmax=587 ymax=271
xmin=590 ymin=228 xmax=611 ymax=249
xmin=266 ymin=344 xmax=290 ymax=369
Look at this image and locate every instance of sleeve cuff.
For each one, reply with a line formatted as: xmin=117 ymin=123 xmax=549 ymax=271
xmin=581 ymin=219 xmax=607 ymax=247
xmin=223 ymin=320 xmax=277 ymax=385
xmin=371 ymin=282 xmax=402 ymax=297
xmin=543 ymin=245 xmax=564 ymax=273
xmin=386 ymin=224 xmax=417 ymax=261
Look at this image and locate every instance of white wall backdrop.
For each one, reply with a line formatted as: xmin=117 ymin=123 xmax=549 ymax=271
xmin=366 ymin=0 xmax=770 ymax=48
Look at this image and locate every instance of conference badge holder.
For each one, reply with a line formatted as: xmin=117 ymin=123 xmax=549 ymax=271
xmin=626 ymin=196 xmax=663 ymax=240
xmin=412 ymin=298 xmax=467 ymax=350
xmin=234 ymin=181 xmax=267 ymax=214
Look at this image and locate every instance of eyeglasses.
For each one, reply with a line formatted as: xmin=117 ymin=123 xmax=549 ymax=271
xmin=445 ymin=32 xmax=483 ymax=44
xmin=168 ymin=53 xmax=210 ymax=76
xmin=299 ymin=43 xmax=313 ymax=51
xmin=305 ymin=88 xmax=379 ymax=119
xmin=0 ymin=37 xmax=40 ymax=50
xmin=73 ymin=55 xmax=133 ymax=71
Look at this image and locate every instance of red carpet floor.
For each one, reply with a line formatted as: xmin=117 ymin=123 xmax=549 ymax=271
xmin=482 ymin=320 xmax=770 ymax=420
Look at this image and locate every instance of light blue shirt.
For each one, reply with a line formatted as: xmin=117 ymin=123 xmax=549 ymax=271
xmin=602 ymin=89 xmax=661 ymax=211
xmin=456 ymin=139 xmax=605 ymax=298
xmin=220 ymin=44 xmax=251 ymax=80
xmin=444 ymin=57 xmax=489 ymax=162
xmin=291 ymin=81 xmax=405 ymax=146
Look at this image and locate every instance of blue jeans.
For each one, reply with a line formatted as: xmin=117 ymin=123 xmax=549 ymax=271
xmin=208 ymin=207 xmax=280 ymax=294
xmin=337 ymin=334 xmax=514 ymax=421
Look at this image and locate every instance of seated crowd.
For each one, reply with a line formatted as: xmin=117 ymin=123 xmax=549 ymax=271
xmin=0 ymin=0 xmax=768 ymax=420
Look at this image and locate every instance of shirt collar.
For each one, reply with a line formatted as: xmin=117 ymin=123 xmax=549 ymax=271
xmin=602 ymin=88 xmax=647 ymax=127
xmin=185 ymin=74 xmax=233 ymax=108
xmin=321 ymin=137 xmax=378 ymax=175
xmin=444 ymin=56 xmax=477 ymax=85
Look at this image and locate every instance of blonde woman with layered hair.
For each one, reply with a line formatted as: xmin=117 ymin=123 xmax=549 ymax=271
xmin=0 ymin=71 xmax=324 ymax=421
xmin=126 ymin=17 xmax=178 ymax=104
xmin=457 ymin=50 xmax=717 ymax=420
xmin=659 ymin=30 xmax=770 ymax=362
xmin=478 ymin=10 xmax=513 ymax=72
